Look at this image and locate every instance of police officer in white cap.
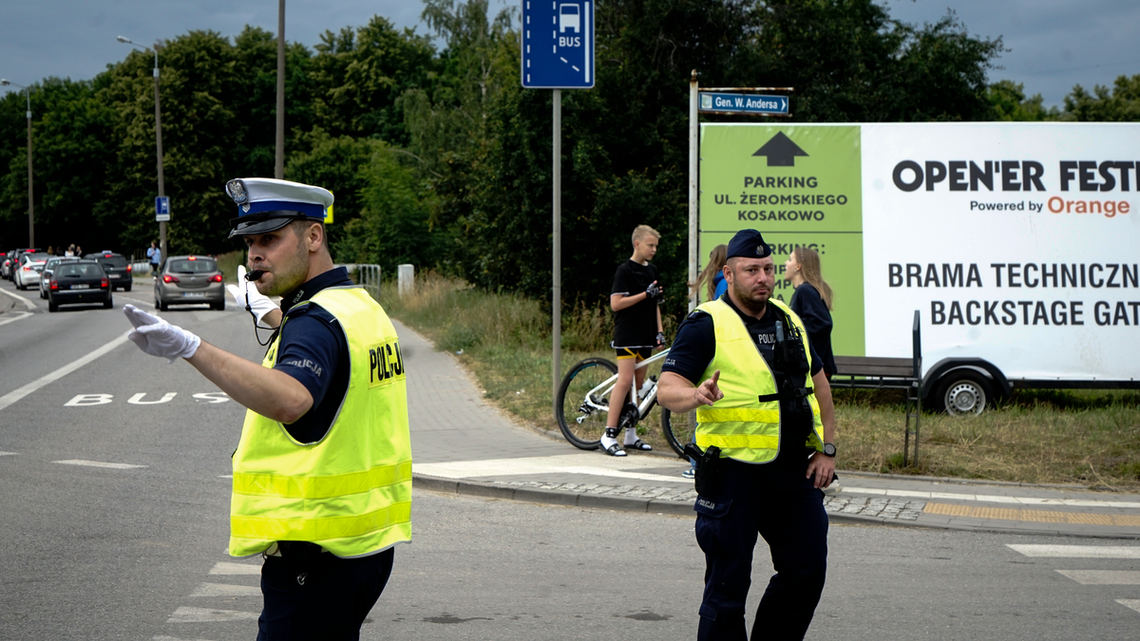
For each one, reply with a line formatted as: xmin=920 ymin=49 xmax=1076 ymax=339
xmin=122 ymin=177 xmax=412 ymax=640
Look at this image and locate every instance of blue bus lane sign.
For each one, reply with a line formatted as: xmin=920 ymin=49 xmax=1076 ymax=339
xmin=521 ymin=1 xmax=595 ymax=89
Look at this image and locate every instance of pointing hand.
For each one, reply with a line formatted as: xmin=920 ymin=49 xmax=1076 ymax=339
xmin=694 ymin=370 xmax=723 ymax=406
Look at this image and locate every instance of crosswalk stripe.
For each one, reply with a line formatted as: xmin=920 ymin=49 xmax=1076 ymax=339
xmin=209 ymin=561 xmax=261 ymax=575
xmin=1007 ymin=544 xmax=1140 ymax=558
xmin=190 ymin=582 xmax=261 ymax=597
xmin=153 ymin=636 xmax=217 ymax=641
xmin=1117 ymin=600 xmax=1140 ymax=614
xmin=1056 ymin=570 xmax=1140 ymax=585
xmin=167 ymin=606 xmax=259 ymax=623
xmin=929 ymin=504 xmax=1140 ymax=526
xmin=54 ymin=459 xmax=147 ymax=470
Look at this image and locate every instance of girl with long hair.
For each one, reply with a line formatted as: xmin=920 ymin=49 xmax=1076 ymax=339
xmin=785 ymin=246 xmax=837 ymax=378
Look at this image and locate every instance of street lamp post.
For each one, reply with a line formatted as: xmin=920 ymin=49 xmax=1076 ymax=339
xmin=0 ymin=79 xmax=34 ymax=248
xmin=117 ymin=36 xmax=167 ymax=262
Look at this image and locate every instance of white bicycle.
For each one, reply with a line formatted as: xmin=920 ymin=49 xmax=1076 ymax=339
xmin=555 ymin=349 xmax=694 ymax=457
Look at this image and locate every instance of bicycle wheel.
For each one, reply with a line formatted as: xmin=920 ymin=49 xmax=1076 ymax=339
xmin=661 ymin=407 xmax=696 ymax=458
xmin=556 ymin=358 xmax=618 ymax=450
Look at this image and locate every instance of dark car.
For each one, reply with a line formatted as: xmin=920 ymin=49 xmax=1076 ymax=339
xmin=83 ymin=251 xmax=133 ymax=291
xmin=47 ymin=260 xmax=112 ymax=312
xmin=154 ymin=255 xmax=225 ymax=311
xmin=1 ymin=250 xmax=16 ymax=280
xmin=39 ymin=256 xmax=80 ymax=299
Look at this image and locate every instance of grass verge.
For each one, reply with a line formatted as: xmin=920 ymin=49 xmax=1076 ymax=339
xmin=378 ymin=272 xmax=1140 ymax=490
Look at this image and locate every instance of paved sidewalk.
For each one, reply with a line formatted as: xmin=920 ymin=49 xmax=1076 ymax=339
xmin=396 ymin=320 xmax=1140 ymax=540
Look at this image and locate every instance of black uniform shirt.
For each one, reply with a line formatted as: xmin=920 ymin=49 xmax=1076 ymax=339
xmin=271 ymin=267 xmax=353 ymax=444
xmin=611 ymin=259 xmax=660 ymax=348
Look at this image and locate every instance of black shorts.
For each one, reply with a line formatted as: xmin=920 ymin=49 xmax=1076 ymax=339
xmin=614 ymin=347 xmax=651 ymax=361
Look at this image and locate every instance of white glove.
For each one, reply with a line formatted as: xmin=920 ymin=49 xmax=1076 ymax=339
xmin=226 ymin=265 xmax=278 ymax=324
xmin=123 ymin=304 xmax=201 ymax=363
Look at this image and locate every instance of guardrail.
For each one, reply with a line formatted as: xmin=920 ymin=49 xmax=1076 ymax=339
xmin=340 ymin=264 xmax=381 ymax=299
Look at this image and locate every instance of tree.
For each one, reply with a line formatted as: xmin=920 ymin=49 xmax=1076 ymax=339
xmin=986 ymin=80 xmax=1059 ymax=121
xmin=309 ymin=16 xmax=437 ymax=144
xmin=1061 ymin=74 xmax=1140 ymax=121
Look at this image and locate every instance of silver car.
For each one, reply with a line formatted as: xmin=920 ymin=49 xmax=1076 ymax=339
xmin=154 ymin=255 xmax=225 ymax=311
xmin=39 ymin=256 xmax=80 ymax=299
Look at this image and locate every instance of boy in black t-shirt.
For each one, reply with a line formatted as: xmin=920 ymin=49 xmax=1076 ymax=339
xmin=602 ymin=225 xmax=665 ymax=456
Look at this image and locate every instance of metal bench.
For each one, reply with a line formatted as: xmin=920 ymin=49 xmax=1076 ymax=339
xmin=828 ymin=311 xmax=923 ymax=465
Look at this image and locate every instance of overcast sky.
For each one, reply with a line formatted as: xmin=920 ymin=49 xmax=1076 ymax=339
xmin=1 ymin=1 xmax=1138 ymax=108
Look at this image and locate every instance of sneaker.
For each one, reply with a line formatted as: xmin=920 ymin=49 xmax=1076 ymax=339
xmin=681 ymin=468 xmax=695 ymax=480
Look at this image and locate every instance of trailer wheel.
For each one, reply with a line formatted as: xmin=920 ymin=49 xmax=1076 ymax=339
xmin=939 ymin=371 xmax=991 ymax=416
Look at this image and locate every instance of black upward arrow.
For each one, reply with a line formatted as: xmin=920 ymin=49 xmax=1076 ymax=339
xmin=752 ymin=132 xmax=808 ymax=167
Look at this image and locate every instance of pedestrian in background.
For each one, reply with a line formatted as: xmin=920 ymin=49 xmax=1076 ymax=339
xmin=691 ymin=243 xmax=728 ymax=303
xmin=146 ymin=240 xmax=162 ymax=274
xmin=659 ymin=228 xmax=836 ymax=641
xmin=122 ymin=177 xmax=412 ymax=640
xmin=602 ymin=224 xmax=665 ymax=456
xmin=785 ymin=246 xmax=837 ymax=379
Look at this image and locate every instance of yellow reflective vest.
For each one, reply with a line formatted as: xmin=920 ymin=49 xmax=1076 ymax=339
xmin=694 ymin=298 xmax=824 ymax=463
xmin=229 ymin=285 xmax=412 ymax=558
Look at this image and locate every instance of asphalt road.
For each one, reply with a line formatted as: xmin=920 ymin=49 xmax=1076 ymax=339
xmin=1 ymin=279 xmax=1137 ymax=640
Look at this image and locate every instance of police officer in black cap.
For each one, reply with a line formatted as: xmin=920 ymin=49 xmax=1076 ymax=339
xmin=658 ymin=228 xmax=836 ymax=641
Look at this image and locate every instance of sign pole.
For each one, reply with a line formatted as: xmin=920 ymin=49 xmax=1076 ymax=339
xmin=552 ymin=89 xmax=562 ymax=416
xmin=688 ymin=70 xmax=699 ymax=312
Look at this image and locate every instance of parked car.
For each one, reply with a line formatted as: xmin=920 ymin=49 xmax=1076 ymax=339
xmin=84 ymin=251 xmax=133 ymax=291
xmin=39 ymin=256 xmax=80 ymax=299
xmin=47 ymin=260 xmax=112 ymax=312
xmin=154 ymin=255 xmax=225 ymax=311
xmin=6 ymin=248 xmax=39 ymax=281
xmin=14 ymin=252 xmax=51 ymax=290
xmin=1 ymin=250 xmax=16 ymax=280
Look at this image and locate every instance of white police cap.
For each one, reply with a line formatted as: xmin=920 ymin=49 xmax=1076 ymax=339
xmin=226 ymin=178 xmax=334 ymax=238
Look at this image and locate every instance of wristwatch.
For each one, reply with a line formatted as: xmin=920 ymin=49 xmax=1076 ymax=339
xmin=822 ymin=443 xmax=837 ymax=457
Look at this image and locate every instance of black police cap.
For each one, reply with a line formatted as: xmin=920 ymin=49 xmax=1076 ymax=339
xmin=726 ymin=229 xmax=772 ymax=260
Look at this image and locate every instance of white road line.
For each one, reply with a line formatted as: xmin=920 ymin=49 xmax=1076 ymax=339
xmin=0 ymin=332 xmax=132 ymax=412
xmin=0 ymin=310 xmax=33 ymax=326
xmin=167 ymin=605 xmax=259 ymax=623
xmin=1056 ymin=570 xmax=1140 ymax=585
xmin=1007 ymin=544 xmax=1140 ymax=558
xmin=153 ymin=637 xmax=217 ymax=641
xmin=845 ymin=487 xmax=1140 ymax=509
xmin=54 ymin=459 xmax=147 ymax=470
xmin=1117 ymin=600 xmax=1140 ymax=614
xmin=0 ymin=287 xmax=36 ymax=310
xmin=0 ymin=451 xmax=16 ymax=456
xmin=190 ymin=582 xmax=261 ymax=597
xmin=209 ymin=561 xmax=261 ymax=575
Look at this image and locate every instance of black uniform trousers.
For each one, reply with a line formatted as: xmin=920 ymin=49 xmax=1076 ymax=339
xmin=257 ymin=544 xmax=395 ymax=641
xmin=694 ymin=456 xmax=828 ymax=641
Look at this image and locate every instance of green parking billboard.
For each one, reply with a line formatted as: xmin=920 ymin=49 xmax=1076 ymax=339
xmin=699 ymin=124 xmax=865 ymax=356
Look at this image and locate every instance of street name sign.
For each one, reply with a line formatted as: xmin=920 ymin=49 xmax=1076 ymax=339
xmin=699 ymin=92 xmax=789 ymax=116
xmin=521 ymin=0 xmax=595 ymax=89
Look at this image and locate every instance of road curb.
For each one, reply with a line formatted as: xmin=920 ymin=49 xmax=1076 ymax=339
xmin=415 ymin=474 xmax=935 ymax=524
xmin=413 ymin=474 xmax=695 ymax=516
